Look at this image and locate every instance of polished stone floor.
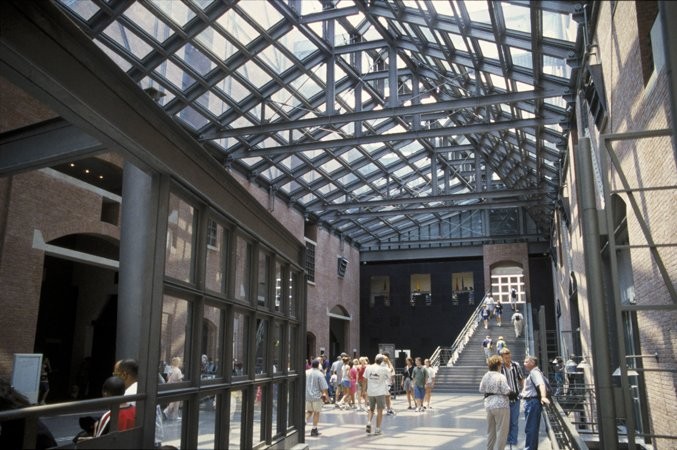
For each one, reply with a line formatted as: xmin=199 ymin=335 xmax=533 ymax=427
xmin=302 ymin=392 xmax=551 ymax=450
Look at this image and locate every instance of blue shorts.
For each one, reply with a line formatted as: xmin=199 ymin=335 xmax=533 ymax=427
xmin=414 ymin=385 xmax=425 ymax=400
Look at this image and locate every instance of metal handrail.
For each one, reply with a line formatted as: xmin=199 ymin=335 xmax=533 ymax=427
xmin=543 ymin=398 xmax=590 ymax=450
xmin=430 ymin=294 xmax=488 ymax=368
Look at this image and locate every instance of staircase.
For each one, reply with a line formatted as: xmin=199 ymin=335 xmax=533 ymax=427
xmin=435 ymin=317 xmax=526 ymax=393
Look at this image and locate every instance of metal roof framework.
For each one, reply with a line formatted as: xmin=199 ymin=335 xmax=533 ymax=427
xmin=54 ymin=0 xmax=587 ymax=251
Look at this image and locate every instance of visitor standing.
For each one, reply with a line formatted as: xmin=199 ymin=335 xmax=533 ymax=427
xmin=479 ymin=355 xmax=512 ymax=450
xmin=521 ymin=356 xmax=550 ymax=450
xmin=305 ymin=359 xmax=329 ymax=437
xmin=364 ymin=354 xmax=391 ymax=436
xmin=500 ymin=348 xmax=524 ymax=449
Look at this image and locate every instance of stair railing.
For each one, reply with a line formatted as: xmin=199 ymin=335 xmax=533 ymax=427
xmin=430 ymin=294 xmax=488 ymax=368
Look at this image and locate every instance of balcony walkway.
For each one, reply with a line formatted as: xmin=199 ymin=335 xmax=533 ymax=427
xmin=301 ymin=392 xmax=552 ymax=449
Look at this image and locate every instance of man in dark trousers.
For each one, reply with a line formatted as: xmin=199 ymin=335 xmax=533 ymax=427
xmin=500 ymin=348 xmax=524 ymax=449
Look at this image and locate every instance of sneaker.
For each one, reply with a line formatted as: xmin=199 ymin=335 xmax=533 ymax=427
xmin=374 ymin=428 xmax=382 ymax=435
xmin=310 ymin=428 xmax=319 ymax=437
xmin=366 ymin=424 xmax=371 ymax=434
xmin=407 ymin=406 xmax=413 ymax=409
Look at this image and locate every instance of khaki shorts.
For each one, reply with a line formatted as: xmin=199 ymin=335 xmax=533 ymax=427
xmin=368 ymin=395 xmax=386 ymax=411
xmin=306 ymin=399 xmax=324 ymax=413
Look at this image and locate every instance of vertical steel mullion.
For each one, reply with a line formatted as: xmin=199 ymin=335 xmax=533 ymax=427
xmin=598 ymin=134 xmax=638 ymax=446
xmin=574 ymin=137 xmax=618 ymax=447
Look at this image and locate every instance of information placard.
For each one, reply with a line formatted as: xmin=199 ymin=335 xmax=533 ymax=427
xmin=12 ymin=353 xmax=43 ymax=404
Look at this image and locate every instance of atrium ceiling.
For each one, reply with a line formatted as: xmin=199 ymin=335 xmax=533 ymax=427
xmin=54 ymin=0 xmax=588 ymax=252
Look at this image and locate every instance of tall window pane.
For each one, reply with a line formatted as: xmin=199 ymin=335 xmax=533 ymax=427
xmin=232 ymin=311 xmax=248 ymax=377
xmin=288 ymin=270 xmax=299 ymax=318
xmin=162 ymin=399 xmax=185 ymax=441
xmin=198 ymin=393 xmax=216 ymax=450
xmin=234 ymin=236 xmax=251 ymax=301
xmin=161 ymin=295 xmax=191 ymax=382
xmin=257 ymin=251 xmax=270 ymax=307
xmin=228 ymin=390 xmax=244 ymax=449
xmin=255 ymin=318 xmax=268 ymax=375
xmin=253 ymin=385 xmax=265 ymax=447
xmin=272 ymin=321 xmax=282 ymax=375
xmin=274 ymin=262 xmax=283 ymax=312
xmin=205 ymin=218 xmax=226 ymax=293
xmin=202 ymin=305 xmax=222 ymax=378
xmin=165 ymin=193 xmax=195 ymax=282
xmin=287 ymin=325 xmax=297 ymax=372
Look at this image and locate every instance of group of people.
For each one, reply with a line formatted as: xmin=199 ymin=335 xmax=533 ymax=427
xmin=401 ymin=356 xmax=436 ymax=412
xmin=479 ymin=348 xmax=551 ymax=450
xmin=305 ymin=351 xmax=437 ymax=437
xmin=482 ymin=304 xmax=524 ymax=339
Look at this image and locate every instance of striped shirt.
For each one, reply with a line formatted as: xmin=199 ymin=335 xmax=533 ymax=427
xmin=501 ymin=361 xmax=523 ymax=394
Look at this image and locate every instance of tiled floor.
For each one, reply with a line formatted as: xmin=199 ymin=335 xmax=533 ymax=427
xmin=302 ymin=392 xmax=551 ymax=450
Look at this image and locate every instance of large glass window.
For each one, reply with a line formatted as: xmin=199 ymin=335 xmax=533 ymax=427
xmin=288 ymin=270 xmax=299 ymax=318
xmin=202 ymin=304 xmax=222 ymax=379
xmin=287 ymin=325 xmax=298 ymax=373
xmin=198 ymin=393 xmax=216 ymax=450
xmin=369 ymin=276 xmax=390 ymax=307
xmin=160 ymin=295 xmax=191 ymax=382
xmin=253 ymin=385 xmax=265 ymax=447
xmin=274 ymin=261 xmax=283 ymax=312
xmin=257 ymin=250 xmax=270 ymax=307
xmin=272 ymin=382 xmax=284 ymax=438
xmin=165 ymin=193 xmax=196 ymax=282
xmin=452 ymin=272 xmax=475 ymax=305
xmin=205 ymin=218 xmax=226 ymax=294
xmin=232 ymin=311 xmax=248 ymax=377
xmin=234 ymin=235 xmax=251 ymax=301
xmin=229 ymin=390 xmax=244 ymax=449
xmin=410 ymin=273 xmax=431 ymax=306
xmin=255 ymin=318 xmax=268 ymax=375
xmin=271 ymin=321 xmax=283 ymax=375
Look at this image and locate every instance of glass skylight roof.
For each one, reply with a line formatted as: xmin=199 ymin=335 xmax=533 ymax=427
xmin=56 ymin=0 xmax=584 ymax=251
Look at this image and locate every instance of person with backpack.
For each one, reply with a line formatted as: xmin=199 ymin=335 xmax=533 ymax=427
xmin=521 ymin=356 xmax=551 ymax=450
xmin=495 ymin=336 xmax=507 ymax=355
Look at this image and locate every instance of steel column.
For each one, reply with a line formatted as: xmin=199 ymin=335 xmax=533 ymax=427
xmin=573 ymin=137 xmax=618 ymax=446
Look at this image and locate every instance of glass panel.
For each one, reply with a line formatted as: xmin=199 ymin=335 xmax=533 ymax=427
xmin=257 ymin=251 xmax=270 ymax=307
xmin=255 ymin=318 xmax=268 ymax=375
xmin=198 ymin=394 xmax=216 ymax=450
xmin=165 ymin=193 xmax=195 ymax=282
xmin=102 ymin=22 xmax=154 ymax=60
xmin=176 ymin=43 xmax=215 ymax=76
xmin=218 ymin=10 xmax=258 ymax=46
xmin=288 ymin=271 xmax=298 ymax=318
xmin=205 ymin=219 xmax=225 ymax=294
xmin=228 ymin=390 xmax=244 ymax=449
xmin=159 ymin=399 xmax=182 ymax=447
xmin=150 ymin=0 xmax=195 ymax=28
xmin=201 ymin=305 xmax=222 ymax=378
xmin=271 ymin=321 xmax=282 ymax=375
xmin=370 ymin=276 xmax=390 ymax=307
xmin=286 ymin=382 xmax=295 ymax=431
xmin=272 ymin=382 xmax=283 ymax=438
xmin=274 ymin=262 xmax=283 ymax=312
xmin=253 ymin=385 xmax=265 ymax=447
xmin=287 ymin=325 xmax=297 ymax=372
xmin=162 ymin=397 xmax=185 ymax=426
xmin=161 ymin=295 xmax=190 ymax=382
xmin=234 ymin=236 xmax=251 ymax=301
xmin=124 ymin=2 xmax=173 ymax=44
xmin=232 ymin=311 xmax=248 ymax=377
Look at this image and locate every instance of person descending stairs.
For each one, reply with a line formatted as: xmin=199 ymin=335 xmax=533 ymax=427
xmin=434 ymin=310 xmax=526 ymax=393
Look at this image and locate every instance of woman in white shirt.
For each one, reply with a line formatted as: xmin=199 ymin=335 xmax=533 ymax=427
xmin=479 ymin=355 xmax=512 ymax=450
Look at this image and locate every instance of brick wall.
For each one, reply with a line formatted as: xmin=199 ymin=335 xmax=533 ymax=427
xmin=0 ymin=170 xmax=120 ymax=377
xmin=553 ymin=2 xmax=677 ymax=446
